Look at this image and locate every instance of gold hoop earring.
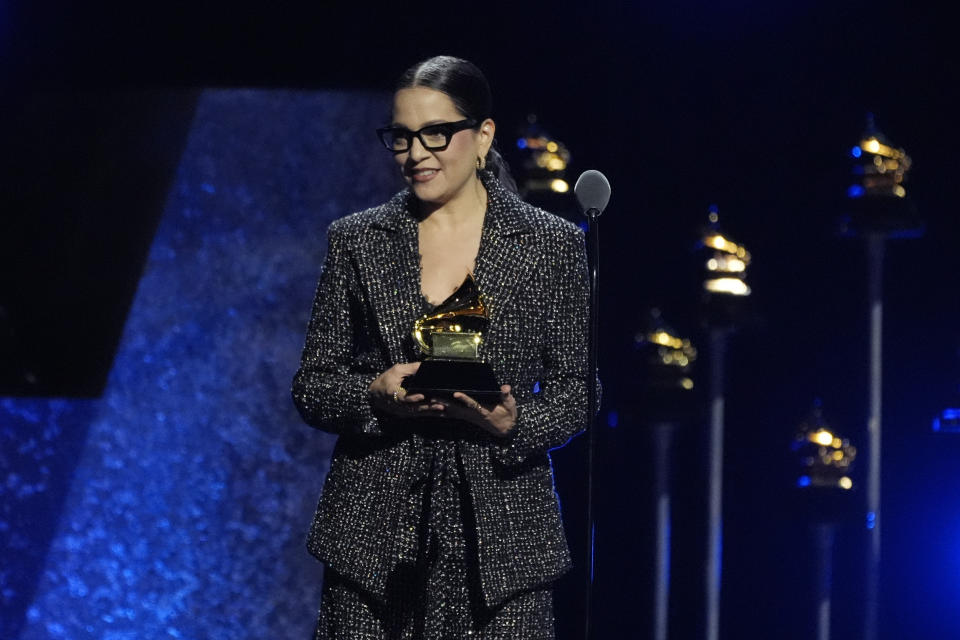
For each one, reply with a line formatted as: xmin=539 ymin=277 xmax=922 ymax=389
xmin=476 ymin=156 xmax=486 ymax=170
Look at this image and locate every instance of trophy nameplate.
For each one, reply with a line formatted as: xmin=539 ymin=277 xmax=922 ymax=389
xmin=403 ymin=274 xmax=501 ymax=403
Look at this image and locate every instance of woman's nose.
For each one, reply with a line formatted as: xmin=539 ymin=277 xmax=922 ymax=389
xmin=407 ymin=135 xmax=430 ymax=161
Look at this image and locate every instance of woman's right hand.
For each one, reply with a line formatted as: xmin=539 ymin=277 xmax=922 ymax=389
xmin=368 ymin=362 xmax=444 ymax=417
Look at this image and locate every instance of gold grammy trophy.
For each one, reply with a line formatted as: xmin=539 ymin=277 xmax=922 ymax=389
xmin=403 ymin=274 xmax=502 ymax=402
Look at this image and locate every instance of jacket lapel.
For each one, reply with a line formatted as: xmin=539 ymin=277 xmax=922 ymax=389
xmin=474 ymin=177 xmax=539 ymax=341
xmin=354 ymin=192 xmax=422 ymax=364
xmin=352 ymin=177 xmax=538 ymax=365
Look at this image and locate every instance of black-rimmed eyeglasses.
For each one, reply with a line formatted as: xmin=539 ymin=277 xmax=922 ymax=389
xmin=376 ymin=119 xmax=478 ymax=153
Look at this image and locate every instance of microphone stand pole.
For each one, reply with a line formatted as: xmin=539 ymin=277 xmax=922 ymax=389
xmin=583 ymin=206 xmax=601 ymax=640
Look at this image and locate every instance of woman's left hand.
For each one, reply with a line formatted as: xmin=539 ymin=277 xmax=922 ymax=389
xmin=443 ymin=385 xmax=517 ymax=439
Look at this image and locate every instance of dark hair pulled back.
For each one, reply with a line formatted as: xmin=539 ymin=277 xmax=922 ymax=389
xmin=397 ymin=55 xmax=518 ymax=193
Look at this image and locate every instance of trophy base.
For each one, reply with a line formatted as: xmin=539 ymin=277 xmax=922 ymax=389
xmin=404 ymin=359 xmax=502 ymax=404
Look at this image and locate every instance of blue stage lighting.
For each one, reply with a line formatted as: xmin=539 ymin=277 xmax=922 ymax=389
xmin=847 ymin=185 xmax=865 ymax=198
xmin=3 ymin=89 xmax=398 ymax=640
xmin=797 ymin=475 xmax=811 ymax=488
xmin=851 ymin=146 xmax=862 ymax=158
xmin=516 ymin=138 xmax=527 ymax=149
xmin=607 ymin=410 xmax=619 ymax=428
xmin=932 ymin=408 xmax=960 ymax=432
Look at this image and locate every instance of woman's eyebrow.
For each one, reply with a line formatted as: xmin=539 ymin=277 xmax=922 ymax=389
xmin=390 ymin=119 xmax=453 ymax=129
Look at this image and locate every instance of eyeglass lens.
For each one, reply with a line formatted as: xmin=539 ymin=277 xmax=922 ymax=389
xmin=385 ymin=125 xmax=449 ymax=152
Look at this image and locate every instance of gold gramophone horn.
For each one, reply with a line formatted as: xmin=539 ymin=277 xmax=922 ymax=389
xmin=413 ymin=274 xmax=488 ymax=359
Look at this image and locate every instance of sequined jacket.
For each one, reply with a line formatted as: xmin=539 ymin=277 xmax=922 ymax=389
xmin=292 ymin=171 xmax=590 ymax=608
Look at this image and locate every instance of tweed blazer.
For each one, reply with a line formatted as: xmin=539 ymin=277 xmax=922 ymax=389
xmin=292 ymin=170 xmax=590 ymax=608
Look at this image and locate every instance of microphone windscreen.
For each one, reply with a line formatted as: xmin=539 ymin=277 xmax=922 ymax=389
xmin=574 ymin=170 xmax=611 ymax=214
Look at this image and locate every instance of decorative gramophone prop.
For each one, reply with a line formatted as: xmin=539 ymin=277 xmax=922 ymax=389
xmin=627 ymin=308 xmax=698 ymax=423
xmin=698 ymin=205 xmax=753 ymax=328
xmin=790 ymin=401 xmax=858 ymax=523
xmin=792 ymin=408 xmax=857 ymax=492
xmin=402 ymin=274 xmax=502 ymax=402
xmin=840 ymin=113 xmax=922 ymax=236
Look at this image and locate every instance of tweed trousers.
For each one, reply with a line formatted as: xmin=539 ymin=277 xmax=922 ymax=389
xmin=313 ymin=439 xmax=555 ymax=640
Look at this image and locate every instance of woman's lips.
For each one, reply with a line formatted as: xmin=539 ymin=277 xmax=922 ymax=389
xmin=410 ymin=168 xmax=438 ymax=183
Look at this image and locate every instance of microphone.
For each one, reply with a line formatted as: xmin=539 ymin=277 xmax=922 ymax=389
xmin=574 ymin=170 xmax=611 ymax=217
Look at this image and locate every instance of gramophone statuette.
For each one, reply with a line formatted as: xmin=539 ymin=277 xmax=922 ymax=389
xmin=403 ymin=274 xmax=501 ymax=402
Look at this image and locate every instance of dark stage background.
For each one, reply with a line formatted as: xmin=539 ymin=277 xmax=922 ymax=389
xmin=2 ymin=2 xmax=959 ymax=639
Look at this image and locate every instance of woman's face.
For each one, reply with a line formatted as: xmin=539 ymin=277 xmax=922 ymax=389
xmin=391 ymin=87 xmax=494 ymax=208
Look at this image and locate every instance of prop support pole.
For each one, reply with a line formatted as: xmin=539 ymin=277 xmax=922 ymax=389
xmin=705 ymin=328 xmax=728 ymax=640
xmin=653 ymin=421 xmax=675 ymax=640
xmin=815 ymin=523 xmax=837 ymax=640
xmin=864 ymin=232 xmax=884 ymax=640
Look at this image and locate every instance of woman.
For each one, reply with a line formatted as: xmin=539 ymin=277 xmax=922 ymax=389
xmin=292 ymin=55 xmax=590 ymax=639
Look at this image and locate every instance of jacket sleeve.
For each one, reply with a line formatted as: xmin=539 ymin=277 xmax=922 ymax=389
xmin=291 ymin=220 xmax=385 ymax=436
xmin=492 ymin=224 xmax=597 ymax=466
